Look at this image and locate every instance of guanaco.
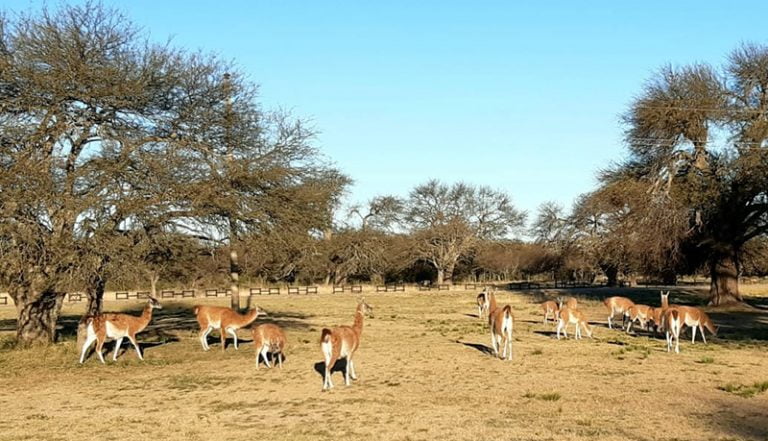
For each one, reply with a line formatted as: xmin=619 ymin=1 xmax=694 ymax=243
xmin=603 ymin=296 xmax=635 ymax=329
xmin=487 ymin=292 xmax=514 ymax=360
xmin=476 ymin=288 xmax=490 ymax=319
xmin=675 ymin=306 xmax=717 ymax=344
xmin=625 ymin=304 xmax=653 ymax=333
xmin=664 ymin=308 xmax=683 ymax=353
xmin=252 ymin=323 xmax=287 ymax=369
xmin=79 ymin=297 xmax=163 ymax=364
xmin=556 ymin=307 xmax=593 ymax=340
xmin=321 ymin=299 xmax=373 ymax=390
xmin=558 ymin=296 xmax=578 ymax=310
xmin=541 ymin=300 xmax=559 ymax=325
xmin=194 ymin=305 xmax=265 ymax=351
xmin=654 ymin=290 xmax=672 ymax=333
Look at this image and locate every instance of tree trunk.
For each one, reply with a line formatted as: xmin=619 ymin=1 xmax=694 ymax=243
xmin=436 ymin=268 xmax=444 ymax=285
xmin=230 ymin=248 xmax=240 ymax=310
xmin=605 ymin=266 xmax=619 ymax=287
xmin=77 ymin=275 xmax=107 ymax=352
xmin=444 ymin=261 xmax=456 ymax=285
xmin=150 ymin=273 xmax=160 ymax=298
xmin=708 ymin=252 xmax=743 ymax=306
xmin=661 ymin=269 xmax=677 ymax=286
xmin=15 ymin=289 xmax=65 ymax=347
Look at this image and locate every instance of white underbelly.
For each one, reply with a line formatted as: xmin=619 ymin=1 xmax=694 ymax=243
xmin=106 ymin=321 xmax=127 ymax=339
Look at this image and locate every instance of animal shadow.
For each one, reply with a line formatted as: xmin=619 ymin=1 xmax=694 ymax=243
xmin=457 ymin=340 xmax=495 ymax=356
xmin=256 ymin=352 xmax=287 ymax=368
xmin=201 ymin=336 xmax=253 ymax=350
xmin=313 ymin=359 xmax=348 ymax=378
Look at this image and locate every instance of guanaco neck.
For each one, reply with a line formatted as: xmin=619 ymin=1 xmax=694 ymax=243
xmin=661 ymin=295 xmax=669 ymax=308
xmin=488 ymin=293 xmax=498 ymax=312
xmin=241 ymin=308 xmax=261 ymax=327
xmin=353 ymin=305 xmax=365 ymax=335
xmin=137 ymin=304 xmax=154 ymax=332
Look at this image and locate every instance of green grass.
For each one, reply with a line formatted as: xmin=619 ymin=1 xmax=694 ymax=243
xmin=696 ymin=356 xmax=715 ymax=364
xmin=538 ymin=392 xmax=562 ymax=401
xmin=717 ymin=381 xmax=768 ymax=398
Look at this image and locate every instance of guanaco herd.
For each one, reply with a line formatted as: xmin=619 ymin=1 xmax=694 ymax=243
xmin=78 ymin=287 xmax=718 ymax=390
xmin=79 ymin=295 xmax=373 ymax=391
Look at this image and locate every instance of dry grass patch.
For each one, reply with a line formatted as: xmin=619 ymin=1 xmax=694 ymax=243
xmin=0 ymin=288 xmax=766 ymax=441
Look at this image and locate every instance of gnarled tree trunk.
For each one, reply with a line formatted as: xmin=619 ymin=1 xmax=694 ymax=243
xmin=77 ymin=274 xmax=107 ymax=352
xmin=604 ymin=266 xmax=619 ymax=287
xmin=14 ymin=288 xmax=65 ymax=347
xmin=708 ymin=251 xmax=742 ymax=306
xmin=661 ymin=269 xmax=677 ymax=286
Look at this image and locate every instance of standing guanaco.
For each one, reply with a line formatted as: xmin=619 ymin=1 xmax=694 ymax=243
xmin=476 ymin=288 xmax=490 ymax=319
xmin=194 ymin=305 xmax=265 ymax=351
xmin=79 ymin=297 xmax=162 ymax=364
xmin=556 ymin=307 xmax=593 ymax=340
xmin=541 ymin=300 xmax=559 ymax=325
xmin=487 ymin=292 xmax=514 ymax=360
xmin=252 ymin=323 xmax=287 ymax=369
xmin=321 ymin=299 xmax=373 ymax=390
xmin=603 ymin=296 xmax=635 ymax=329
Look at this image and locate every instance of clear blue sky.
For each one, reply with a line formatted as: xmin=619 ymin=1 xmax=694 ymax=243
xmin=6 ymin=1 xmax=768 ymax=221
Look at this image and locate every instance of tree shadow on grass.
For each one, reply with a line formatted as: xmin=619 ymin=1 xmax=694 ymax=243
xmin=1 ymin=304 xmax=316 ymax=344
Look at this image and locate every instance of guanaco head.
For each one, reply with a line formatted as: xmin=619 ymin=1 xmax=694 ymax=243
xmin=254 ymin=306 xmax=267 ymax=317
xmin=148 ymin=297 xmax=163 ymax=310
xmin=358 ymin=298 xmax=374 ymax=318
xmin=660 ymin=290 xmax=669 ymax=305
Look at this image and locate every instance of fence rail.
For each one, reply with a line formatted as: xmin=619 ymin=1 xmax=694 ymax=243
xmin=332 ymin=285 xmax=363 ymax=294
xmin=288 ymin=286 xmax=318 ymax=295
xmin=375 ymin=284 xmax=405 ymax=293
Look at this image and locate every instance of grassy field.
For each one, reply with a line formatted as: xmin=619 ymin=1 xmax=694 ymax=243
xmin=0 ymin=287 xmax=767 ymax=441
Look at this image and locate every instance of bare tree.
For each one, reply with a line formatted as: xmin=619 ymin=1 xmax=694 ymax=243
xmin=0 ymin=2 xmax=347 ymax=345
xmin=615 ymin=45 xmax=768 ymax=304
xmin=399 ymin=180 xmax=525 ymax=284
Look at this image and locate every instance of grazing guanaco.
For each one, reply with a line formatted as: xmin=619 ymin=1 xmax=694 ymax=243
xmin=675 ymin=306 xmax=717 ymax=344
xmin=646 ymin=306 xmax=662 ymax=336
xmin=487 ymin=292 xmax=514 ymax=360
xmin=476 ymin=288 xmax=490 ymax=319
xmin=603 ymin=296 xmax=635 ymax=329
xmin=321 ymin=299 xmax=373 ymax=390
xmin=556 ymin=307 xmax=593 ymax=340
xmin=79 ymin=297 xmax=163 ymax=364
xmin=558 ymin=296 xmax=578 ymax=310
xmin=252 ymin=323 xmax=287 ymax=369
xmin=194 ymin=305 xmax=265 ymax=351
xmin=625 ymin=304 xmax=653 ymax=333
xmin=541 ymin=300 xmax=559 ymax=325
